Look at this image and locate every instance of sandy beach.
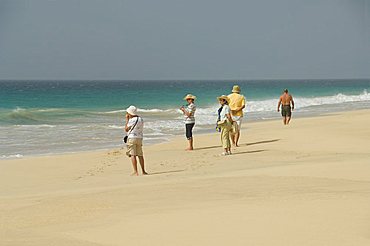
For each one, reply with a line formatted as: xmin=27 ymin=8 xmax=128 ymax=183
xmin=1 ymin=110 xmax=370 ymax=246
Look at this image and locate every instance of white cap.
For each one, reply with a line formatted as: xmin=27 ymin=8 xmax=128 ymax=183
xmin=126 ymin=105 xmax=137 ymax=115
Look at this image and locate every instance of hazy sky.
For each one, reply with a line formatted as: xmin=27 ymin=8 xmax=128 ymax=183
xmin=0 ymin=0 xmax=369 ymax=80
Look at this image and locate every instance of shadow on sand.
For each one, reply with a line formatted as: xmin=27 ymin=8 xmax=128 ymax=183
xmin=241 ymin=139 xmax=281 ymax=147
xmin=195 ymin=139 xmax=280 ymax=151
xmin=148 ymin=169 xmax=186 ymax=176
xmin=231 ymin=149 xmax=266 ymax=155
xmin=194 ymin=145 xmax=222 ymax=150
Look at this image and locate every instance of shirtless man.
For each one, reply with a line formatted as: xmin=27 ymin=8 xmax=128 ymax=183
xmin=277 ymin=89 xmax=295 ymax=125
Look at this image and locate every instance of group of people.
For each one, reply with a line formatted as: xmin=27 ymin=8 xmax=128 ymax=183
xmin=180 ymin=85 xmax=247 ymax=156
xmin=124 ymin=85 xmax=295 ymax=176
xmin=216 ymin=85 xmax=246 ymax=155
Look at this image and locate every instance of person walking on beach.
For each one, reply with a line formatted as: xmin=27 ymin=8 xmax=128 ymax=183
xmin=277 ymin=89 xmax=295 ymax=125
xmin=228 ymin=85 xmax=246 ymax=147
xmin=125 ymin=105 xmax=148 ymax=176
xmin=217 ymin=95 xmax=233 ymax=155
xmin=180 ymin=94 xmax=197 ymax=151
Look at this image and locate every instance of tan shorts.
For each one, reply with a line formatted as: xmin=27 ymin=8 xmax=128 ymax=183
xmin=126 ymin=138 xmax=143 ymax=157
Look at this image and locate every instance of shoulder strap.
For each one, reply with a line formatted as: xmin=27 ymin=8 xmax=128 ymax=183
xmin=128 ymin=116 xmax=139 ymax=135
xmin=217 ymin=106 xmax=223 ymax=121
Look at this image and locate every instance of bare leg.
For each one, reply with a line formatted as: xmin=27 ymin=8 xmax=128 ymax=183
xmin=138 ymin=156 xmax=148 ymax=175
xmin=230 ymin=132 xmax=236 ymax=146
xmin=186 ymin=138 xmax=194 ymax=150
xmin=286 ymin=117 xmax=291 ymax=124
xmin=235 ymin=131 xmax=240 ymax=147
xmin=130 ymin=156 xmax=138 ymax=176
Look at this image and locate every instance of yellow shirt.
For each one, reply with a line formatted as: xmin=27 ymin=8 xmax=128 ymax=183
xmin=228 ymin=93 xmax=246 ymax=117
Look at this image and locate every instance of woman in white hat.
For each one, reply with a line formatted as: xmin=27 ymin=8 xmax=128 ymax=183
xmin=217 ymin=95 xmax=233 ymax=155
xmin=180 ymin=94 xmax=197 ymax=150
xmin=125 ymin=105 xmax=148 ymax=176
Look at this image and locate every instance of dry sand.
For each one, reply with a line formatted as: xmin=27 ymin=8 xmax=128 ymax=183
xmin=1 ymin=110 xmax=370 ymax=246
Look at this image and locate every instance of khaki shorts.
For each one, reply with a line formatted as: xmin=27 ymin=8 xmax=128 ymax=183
xmin=126 ymin=138 xmax=143 ymax=157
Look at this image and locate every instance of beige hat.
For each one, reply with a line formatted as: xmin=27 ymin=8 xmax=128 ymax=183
xmin=183 ymin=94 xmax=197 ymax=100
xmin=232 ymin=85 xmax=241 ymax=93
xmin=126 ymin=105 xmax=137 ymax=115
xmin=217 ymin=95 xmax=230 ymax=104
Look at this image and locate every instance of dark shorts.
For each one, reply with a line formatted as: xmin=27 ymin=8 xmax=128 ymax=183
xmin=185 ymin=123 xmax=195 ymax=139
xmin=281 ymin=105 xmax=292 ymax=117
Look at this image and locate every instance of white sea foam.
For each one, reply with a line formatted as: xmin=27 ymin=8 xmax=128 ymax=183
xmin=197 ymin=90 xmax=370 ymax=116
xmin=137 ymin=108 xmax=173 ymax=113
xmin=35 ymin=108 xmax=62 ymax=112
xmin=145 ymin=120 xmax=184 ymax=131
xmin=13 ymin=107 xmax=26 ymax=112
xmin=0 ymin=154 xmax=23 ymax=159
xmin=104 ymin=108 xmax=173 ymax=114
xmin=14 ymin=124 xmax=56 ymax=128
xmin=104 ymin=109 xmax=126 ymax=114
xmin=107 ymin=125 xmax=123 ymax=129
xmin=144 ymin=132 xmax=171 ymax=136
xmin=295 ymin=90 xmax=370 ymax=109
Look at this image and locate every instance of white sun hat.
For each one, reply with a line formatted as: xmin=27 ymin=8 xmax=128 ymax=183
xmin=126 ymin=105 xmax=138 ymax=115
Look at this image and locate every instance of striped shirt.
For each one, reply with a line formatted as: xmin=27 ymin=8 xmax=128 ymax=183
xmin=184 ymin=103 xmax=196 ymax=124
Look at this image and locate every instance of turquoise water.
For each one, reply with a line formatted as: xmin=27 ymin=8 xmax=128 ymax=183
xmin=1 ymin=79 xmax=370 ymax=158
xmin=1 ymin=79 xmax=370 ymax=111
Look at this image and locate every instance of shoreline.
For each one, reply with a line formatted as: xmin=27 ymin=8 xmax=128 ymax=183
xmin=2 ymin=107 xmax=369 ymax=160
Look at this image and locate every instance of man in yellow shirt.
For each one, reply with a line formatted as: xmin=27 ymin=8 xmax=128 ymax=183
xmin=228 ymin=85 xmax=246 ymax=147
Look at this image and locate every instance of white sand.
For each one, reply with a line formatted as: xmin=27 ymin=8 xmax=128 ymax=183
xmin=1 ymin=110 xmax=370 ymax=245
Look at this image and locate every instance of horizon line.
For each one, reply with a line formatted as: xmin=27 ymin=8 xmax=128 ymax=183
xmin=1 ymin=78 xmax=369 ymax=82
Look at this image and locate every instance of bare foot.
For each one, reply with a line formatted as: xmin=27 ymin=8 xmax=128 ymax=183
xmin=130 ymin=172 xmax=138 ymax=176
xmin=185 ymin=147 xmax=194 ymax=151
xmin=142 ymin=171 xmax=149 ymax=175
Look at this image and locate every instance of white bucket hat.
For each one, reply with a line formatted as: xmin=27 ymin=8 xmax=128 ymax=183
xmin=126 ymin=105 xmax=137 ymax=115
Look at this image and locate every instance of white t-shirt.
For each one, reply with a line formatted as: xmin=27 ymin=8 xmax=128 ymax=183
xmin=184 ymin=103 xmax=196 ymax=124
xmin=127 ymin=116 xmax=144 ymax=139
xmin=219 ymin=105 xmax=230 ymax=122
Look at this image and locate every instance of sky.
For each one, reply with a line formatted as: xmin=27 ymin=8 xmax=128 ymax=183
xmin=0 ymin=0 xmax=369 ymax=80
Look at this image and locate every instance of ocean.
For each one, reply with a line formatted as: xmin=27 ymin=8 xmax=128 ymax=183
xmin=1 ymin=79 xmax=369 ymax=159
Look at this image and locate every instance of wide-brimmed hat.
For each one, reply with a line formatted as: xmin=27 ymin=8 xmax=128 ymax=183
xmin=232 ymin=85 xmax=241 ymax=93
xmin=126 ymin=105 xmax=137 ymax=115
xmin=183 ymin=94 xmax=197 ymax=100
xmin=217 ymin=95 xmax=230 ymax=103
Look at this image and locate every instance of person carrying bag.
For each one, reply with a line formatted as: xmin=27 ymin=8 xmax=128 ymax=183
xmin=124 ymin=105 xmax=147 ymax=176
xmin=217 ymin=95 xmax=233 ymax=156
